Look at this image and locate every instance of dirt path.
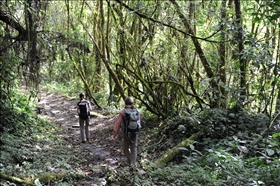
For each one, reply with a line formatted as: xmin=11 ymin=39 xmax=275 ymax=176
xmin=37 ymin=92 xmax=126 ymax=185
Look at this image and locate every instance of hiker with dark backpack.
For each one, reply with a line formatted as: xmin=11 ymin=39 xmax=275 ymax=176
xmin=77 ymin=93 xmax=92 ymax=143
xmin=113 ymin=97 xmax=141 ymax=165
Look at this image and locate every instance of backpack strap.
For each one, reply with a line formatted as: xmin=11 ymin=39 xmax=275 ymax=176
xmin=123 ymin=109 xmax=130 ymax=137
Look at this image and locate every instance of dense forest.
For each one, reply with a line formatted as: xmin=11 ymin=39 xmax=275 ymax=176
xmin=0 ymin=0 xmax=279 ymax=185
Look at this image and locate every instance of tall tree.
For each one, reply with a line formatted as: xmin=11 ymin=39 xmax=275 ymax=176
xmin=234 ymin=0 xmax=247 ymax=103
xmin=219 ymin=0 xmax=227 ymax=106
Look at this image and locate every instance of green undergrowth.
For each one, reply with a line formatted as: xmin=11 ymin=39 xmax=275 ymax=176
xmin=106 ymin=109 xmax=280 ymax=186
xmin=1 ymin=89 xmax=279 ymax=186
xmin=41 ymin=81 xmax=78 ymax=99
xmin=0 ymin=91 xmax=85 ymax=185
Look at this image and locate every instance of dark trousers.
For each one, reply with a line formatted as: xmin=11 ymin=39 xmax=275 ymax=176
xmin=123 ymin=133 xmax=138 ymax=165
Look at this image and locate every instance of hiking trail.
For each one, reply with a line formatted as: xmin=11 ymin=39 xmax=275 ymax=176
xmin=37 ymin=91 xmax=126 ymax=185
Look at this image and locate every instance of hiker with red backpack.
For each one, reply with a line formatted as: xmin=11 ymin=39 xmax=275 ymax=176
xmin=77 ymin=93 xmax=92 ymax=143
xmin=113 ymin=97 xmax=141 ymax=165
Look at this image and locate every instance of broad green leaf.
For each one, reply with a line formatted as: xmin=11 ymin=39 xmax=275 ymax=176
xmin=34 ymin=178 xmax=43 ymax=186
xmin=207 ymin=149 xmax=214 ymax=153
xmin=178 ymin=147 xmax=189 ymax=151
xmin=266 ymin=149 xmax=275 ymax=156
xmin=272 ymin=132 xmax=280 ymax=139
xmin=190 ymin=144 xmax=195 ymax=151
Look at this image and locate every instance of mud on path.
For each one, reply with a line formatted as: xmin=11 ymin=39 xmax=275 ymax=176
xmin=37 ymin=92 xmax=126 ymax=185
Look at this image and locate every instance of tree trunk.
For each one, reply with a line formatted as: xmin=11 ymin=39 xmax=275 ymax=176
xmin=170 ymin=0 xmax=220 ymax=108
xmin=234 ymin=0 xmax=247 ymax=103
xmin=219 ymin=0 xmax=227 ymax=106
xmin=73 ymin=61 xmax=102 ymax=109
xmin=274 ymin=29 xmax=280 ymax=112
xmin=95 ymin=0 xmax=104 ymax=91
xmin=79 ymin=19 xmax=127 ymax=101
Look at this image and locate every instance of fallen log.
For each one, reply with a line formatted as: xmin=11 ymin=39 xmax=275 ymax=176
xmin=0 ymin=172 xmax=36 ymax=186
xmin=0 ymin=171 xmax=84 ymax=185
xmin=90 ymin=111 xmax=104 ymax=118
xmin=154 ymin=131 xmax=203 ymax=167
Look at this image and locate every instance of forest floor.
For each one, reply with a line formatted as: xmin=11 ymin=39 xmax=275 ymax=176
xmin=37 ymin=91 xmax=128 ymax=185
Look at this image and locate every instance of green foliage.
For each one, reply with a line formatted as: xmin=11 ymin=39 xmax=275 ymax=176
xmin=0 ymin=92 xmax=34 ymax=135
xmin=253 ymin=0 xmax=280 ymax=26
xmin=0 ymin=92 xmax=85 ymax=185
xmin=1 ymin=0 xmax=280 ymax=185
xmin=107 ymin=145 xmax=279 ymax=186
xmin=272 ymin=132 xmax=280 ymax=139
xmin=198 ymin=108 xmax=271 ymax=138
xmin=200 ymin=133 xmax=280 ymax=186
xmin=1 ymin=0 xmax=279 ymax=118
xmin=106 ymin=109 xmax=279 ymax=185
xmin=42 ymin=81 xmax=80 ymax=98
xmin=0 ymin=56 xmax=20 ymax=107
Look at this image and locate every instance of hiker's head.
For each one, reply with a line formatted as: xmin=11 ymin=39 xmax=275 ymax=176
xmin=125 ymin=97 xmax=134 ymax=108
xmin=79 ymin=93 xmax=85 ymax=100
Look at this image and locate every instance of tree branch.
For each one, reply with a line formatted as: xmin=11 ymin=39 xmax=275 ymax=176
xmin=150 ymin=80 xmax=206 ymax=105
xmin=0 ymin=9 xmax=27 ymax=40
xmin=114 ymin=0 xmax=225 ymax=43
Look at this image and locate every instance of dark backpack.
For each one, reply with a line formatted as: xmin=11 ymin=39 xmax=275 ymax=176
xmin=123 ymin=108 xmax=140 ymax=137
xmin=78 ymin=101 xmax=90 ymax=120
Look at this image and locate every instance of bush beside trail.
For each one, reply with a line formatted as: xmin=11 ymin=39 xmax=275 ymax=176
xmin=1 ymin=91 xmax=279 ymax=185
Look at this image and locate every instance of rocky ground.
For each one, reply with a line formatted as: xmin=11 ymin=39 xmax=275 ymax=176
xmin=37 ymin=92 xmax=127 ymax=185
